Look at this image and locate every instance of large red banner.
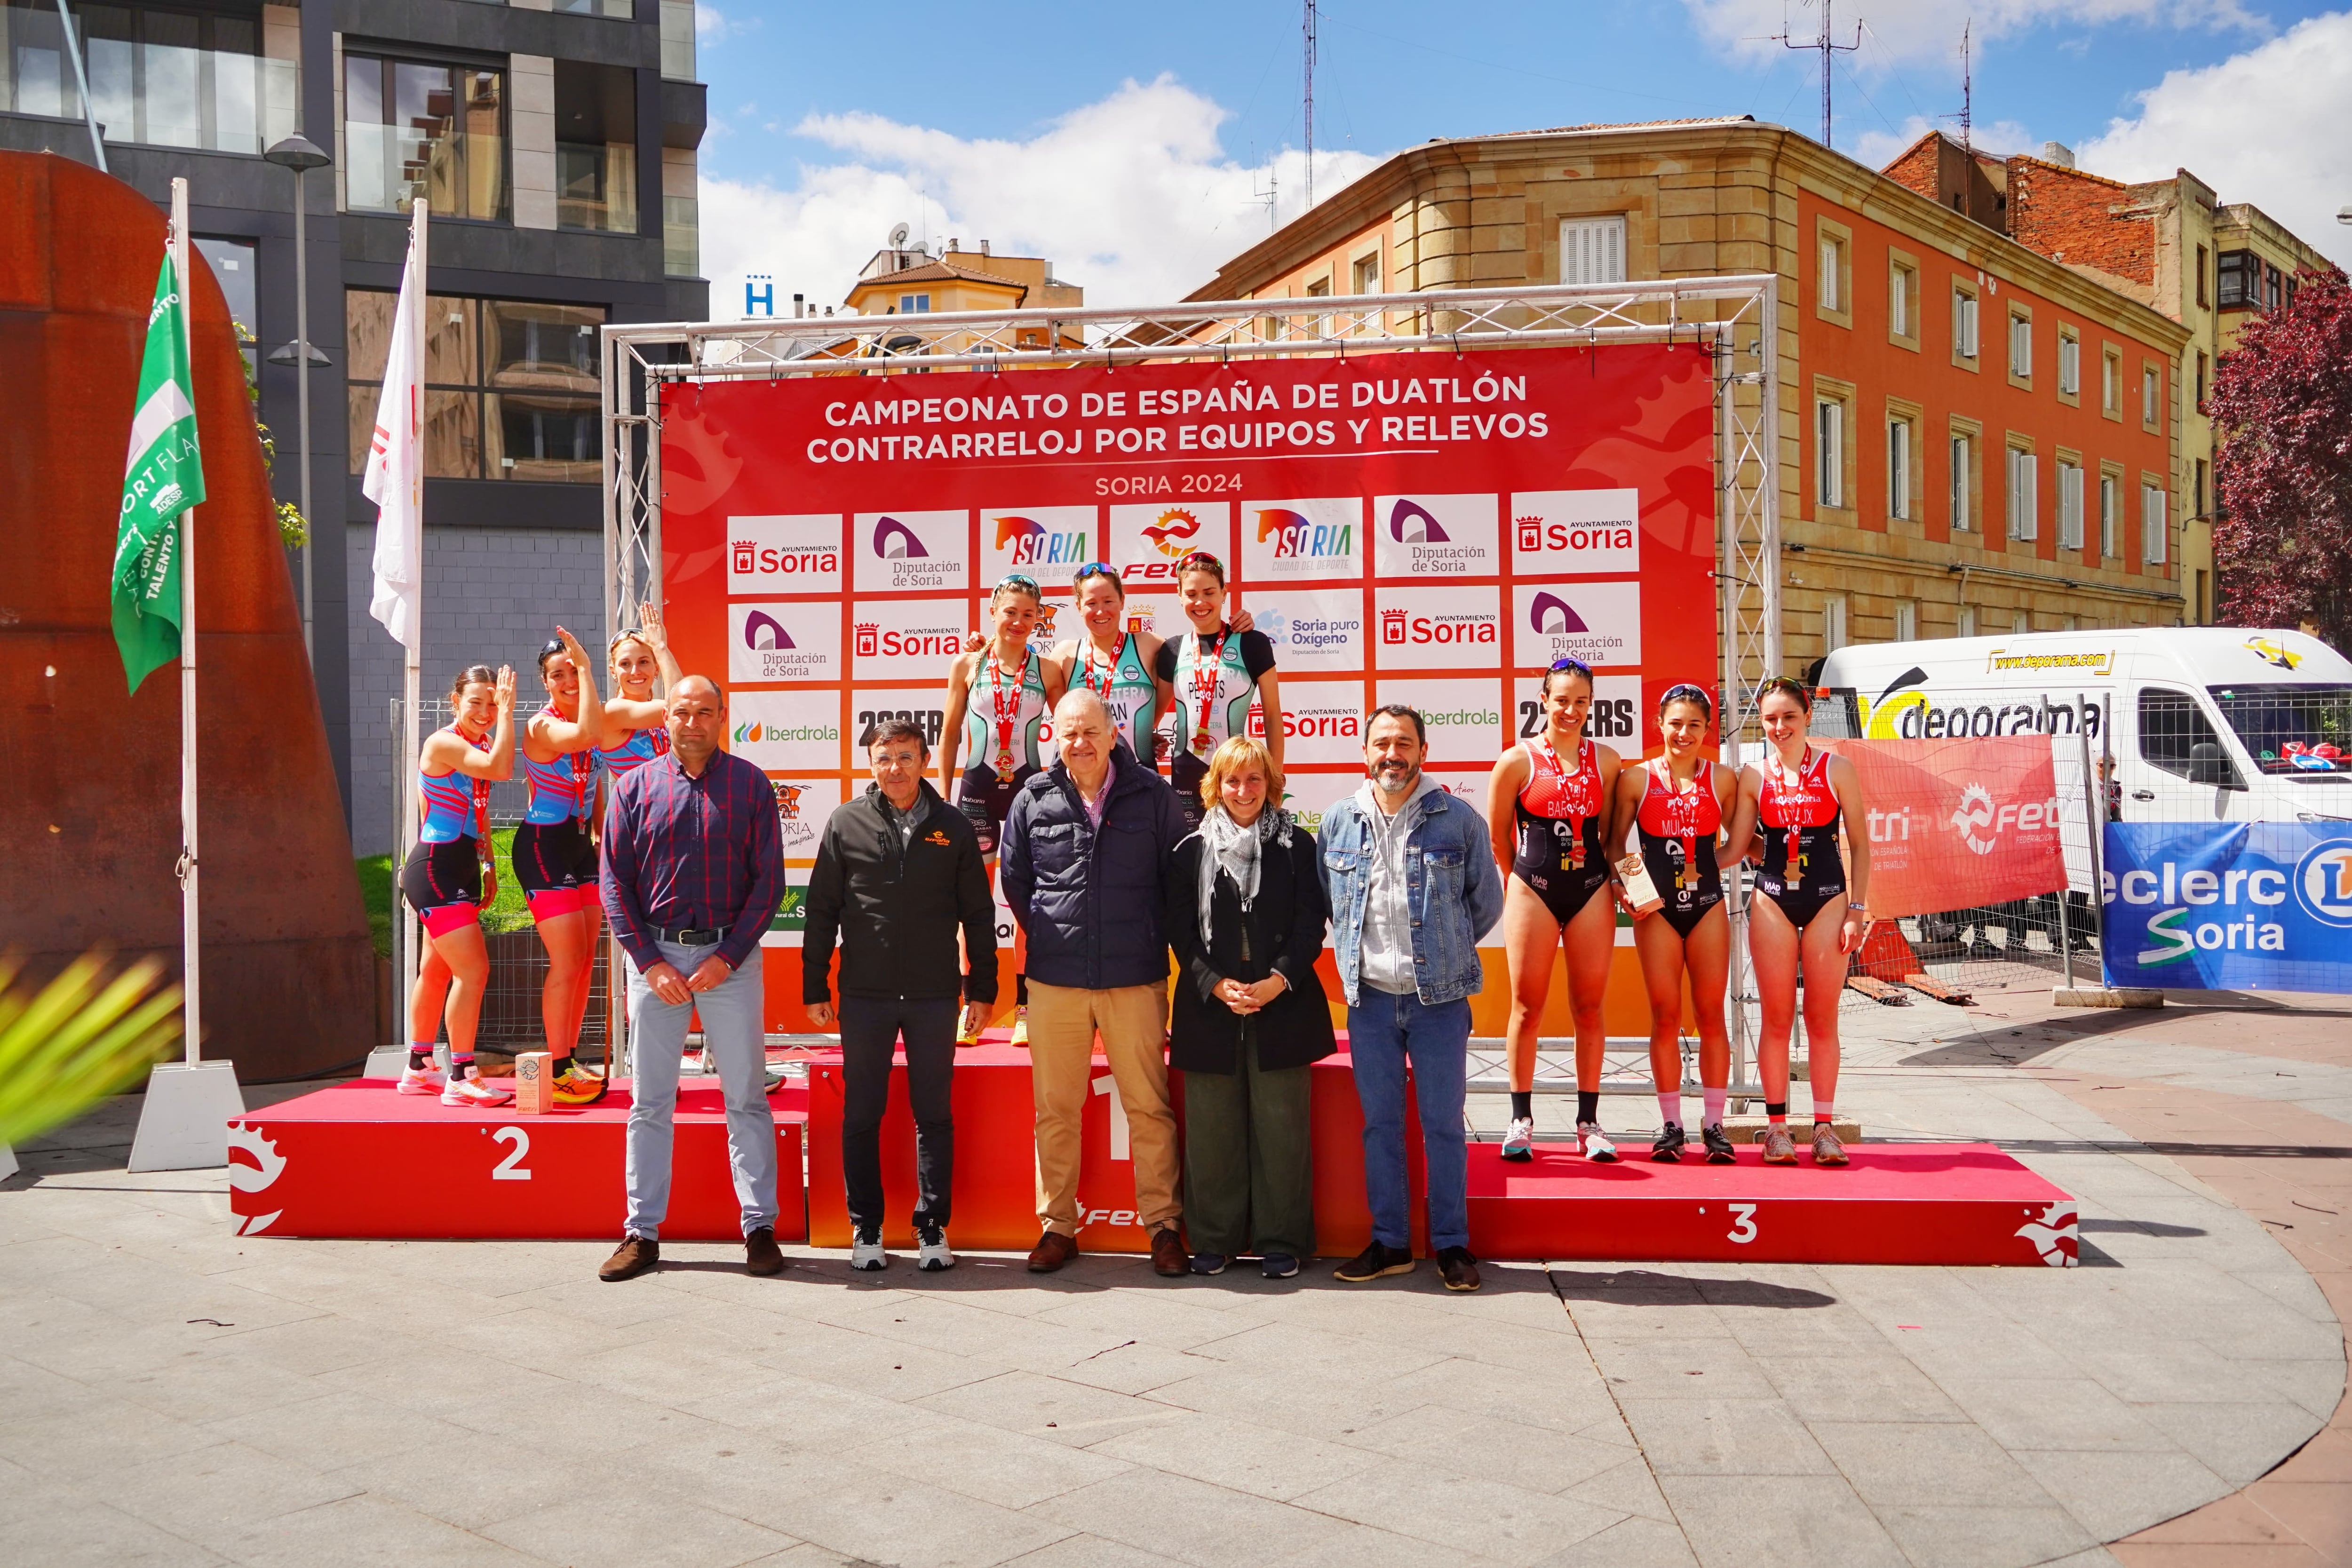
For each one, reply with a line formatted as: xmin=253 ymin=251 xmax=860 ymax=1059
xmin=657 ymin=343 xmax=1720 ymax=1028
xmin=1820 ymin=737 xmax=2066 ymax=919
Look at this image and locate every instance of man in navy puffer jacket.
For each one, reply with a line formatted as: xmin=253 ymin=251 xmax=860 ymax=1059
xmin=1000 ymin=689 xmax=1191 ymax=1278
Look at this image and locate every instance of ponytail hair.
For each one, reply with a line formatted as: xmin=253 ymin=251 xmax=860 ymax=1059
xmin=447 ymin=664 xmax=497 ymax=704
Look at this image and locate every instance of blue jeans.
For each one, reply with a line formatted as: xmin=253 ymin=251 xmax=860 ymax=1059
xmin=1347 ymin=989 xmax=1471 ymax=1252
xmin=623 ymin=940 xmax=777 ymax=1241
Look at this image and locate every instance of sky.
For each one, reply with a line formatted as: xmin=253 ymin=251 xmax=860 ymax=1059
xmin=690 ymin=0 xmax=2352 ymax=316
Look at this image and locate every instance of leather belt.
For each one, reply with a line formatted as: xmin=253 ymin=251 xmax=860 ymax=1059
xmin=655 ymin=926 xmax=724 ymax=946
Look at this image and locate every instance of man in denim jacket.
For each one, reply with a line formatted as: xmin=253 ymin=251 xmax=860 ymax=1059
xmin=1317 ymin=704 xmax=1504 ymax=1292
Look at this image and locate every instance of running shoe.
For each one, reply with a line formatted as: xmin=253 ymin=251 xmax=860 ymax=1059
xmin=397 ymin=1065 xmax=446 ymax=1096
xmin=850 ymin=1226 xmax=888 ymax=1272
xmin=956 ymin=1011 xmax=985 ymax=1046
xmin=1757 ymin=1122 xmax=1799 ymax=1165
xmin=1811 ymin=1124 xmax=1850 ymax=1167
xmin=1701 ymin=1122 xmax=1738 ymax=1164
xmin=1009 ymin=1007 xmax=1030 ymax=1047
xmin=1261 ymin=1253 xmax=1300 ymax=1280
xmin=1500 ymin=1116 xmax=1536 ymax=1162
xmin=1189 ymin=1252 xmax=1230 ymax=1276
xmin=549 ymin=1064 xmax=608 ymax=1107
xmin=916 ymin=1223 xmax=954 ymax=1273
xmin=1576 ymin=1122 xmax=1619 ymax=1163
xmin=442 ymin=1072 xmax=514 ymax=1108
xmin=1651 ymin=1122 xmax=1687 ymax=1162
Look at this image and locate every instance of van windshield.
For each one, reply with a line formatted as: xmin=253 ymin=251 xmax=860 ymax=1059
xmin=2207 ymin=684 xmax=2352 ymax=775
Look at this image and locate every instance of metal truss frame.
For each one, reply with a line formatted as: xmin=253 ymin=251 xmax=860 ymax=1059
xmin=601 ymin=276 xmax=1782 ymax=1089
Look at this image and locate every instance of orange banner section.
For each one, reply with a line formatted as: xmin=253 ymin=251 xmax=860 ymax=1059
xmin=1820 ymin=737 xmax=2066 ymax=920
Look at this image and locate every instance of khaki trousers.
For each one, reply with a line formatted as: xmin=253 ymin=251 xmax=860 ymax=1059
xmin=1027 ymin=980 xmax=1181 ymax=1235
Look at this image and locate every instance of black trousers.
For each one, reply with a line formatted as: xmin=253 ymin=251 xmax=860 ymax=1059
xmin=839 ymin=995 xmax=959 ymax=1232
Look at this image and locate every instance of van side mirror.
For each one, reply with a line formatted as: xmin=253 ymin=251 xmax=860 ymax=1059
xmin=2188 ymin=742 xmax=2245 ymax=789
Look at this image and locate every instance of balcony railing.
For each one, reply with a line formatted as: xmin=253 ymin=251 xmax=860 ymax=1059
xmin=659 ymin=0 xmax=695 ymax=81
xmin=345 ymin=120 xmax=507 ymax=221
xmin=663 ymin=191 xmax=698 ymax=277
xmin=0 ymin=6 xmax=296 ymax=154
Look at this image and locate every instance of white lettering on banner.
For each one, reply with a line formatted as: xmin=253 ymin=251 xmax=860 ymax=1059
xmin=852 ymin=599 xmax=970 ymax=679
xmin=729 ymin=691 xmax=843 ymax=771
xmin=727 ymin=602 xmax=842 ymax=684
xmin=1241 ymin=497 xmax=1362 ymax=582
xmin=1110 ymin=501 xmax=1233 ymax=587
xmin=1508 ymin=675 xmax=1644 ymax=746
xmin=1249 ymin=682 xmax=1365 ymax=765
xmin=1381 ymin=678 xmax=1510 ymax=762
xmin=1248 ymin=587 xmax=1364 ymax=673
xmin=853 ymin=510 xmax=969 ymax=593
xmin=1511 ymin=581 xmax=1642 ymax=669
xmin=1371 ymin=493 xmax=1500 ymax=578
xmin=981 ymin=504 xmax=1097 ymax=588
xmin=727 ymin=514 xmax=842 ymax=593
xmin=2109 ymin=864 xmax=2287 ymax=907
xmin=1510 ymin=489 xmax=1642 ymax=575
xmin=1375 ymin=586 xmax=1503 ymax=671
xmin=764 ymin=775 xmax=842 ymax=861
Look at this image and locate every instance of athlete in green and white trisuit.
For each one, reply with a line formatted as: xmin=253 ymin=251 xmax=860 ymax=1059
xmin=1152 ymin=551 xmax=1282 ymax=830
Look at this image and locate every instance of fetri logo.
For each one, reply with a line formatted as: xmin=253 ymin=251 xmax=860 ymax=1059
xmin=1143 ymin=508 xmax=1201 ymax=557
xmin=1389 ymin=499 xmax=1449 ymax=544
xmin=1255 ymin=507 xmax=1352 ymax=560
xmin=994 ymin=514 xmax=1090 ymax=567
xmin=743 ymin=611 xmax=795 ymax=651
xmin=1527 ymin=592 xmax=1589 ymax=636
xmin=873 ymin=517 xmax=928 ymax=559
xmin=1950 ymin=784 xmax=1998 ymax=854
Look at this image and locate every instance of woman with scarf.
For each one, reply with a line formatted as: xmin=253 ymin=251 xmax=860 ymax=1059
xmin=1164 ymin=735 xmax=1335 ymax=1280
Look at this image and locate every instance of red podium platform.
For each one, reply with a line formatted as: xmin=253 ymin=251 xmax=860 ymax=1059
xmin=226 ymin=1079 xmax=807 ymax=1242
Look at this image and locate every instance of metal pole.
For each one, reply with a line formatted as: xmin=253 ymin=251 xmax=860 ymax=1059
xmin=2077 ymin=694 xmax=2107 ymax=987
xmin=400 ymin=201 xmax=428 ymax=1013
xmin=54 ymin=0 xmax=105 ymax=174
xmin=295 ymin=167 xmax=313 ymax=661
xmin=171 ymin=178 xmax=199 ymax=1065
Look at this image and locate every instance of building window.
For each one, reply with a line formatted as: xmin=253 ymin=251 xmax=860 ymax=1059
xmin=2058 ymin=459 xmax=2083 ymax=551
xmin=662 ymin=148 xmax=698 ymax=277
xmin=2217 ymin=249 xmax=2256 ymax=309
xmin=1351 ymin=251 xmax=1380 ymax=294
xmin=2006 ymin=446 xmax=2038 ymax=541
xmin=1559 ymin=216 xmax=1625 ymax=285
xmin=1815 ymin=398 xmax=1844 ymax=510
xmin=2102 ymin=345 xmax=2122 ymax=416
xmin=1818 ymin=234 xmax=1845 ymax=313
xmin=897 ymin=294 xmax=930 ymax=313
xmin=2267 ymin=265 xmax=2283 ymax=312
xmin=346 ymin=290 xmax=604 ymax=482
xmin=1887 ymin=417 xmax=1911 ymax=520
xmin=556 ymin=0 xmax=633 ymax=16
xmin=2143 ymin=483 xmax=2168 ymax=565
xmin=2014 ymin=610 xmax=2031 ymax=635
xmin=1304 ymin=276 xmax=1330 ymax=298
xmin=556 ymin=61 xmax=638 ymax=233
xmin=1952 ymin=283 xmax=1979 ymax=361
xmin=2008 ymin=311 xmax=2032 ymax=382
xmin=1949 ymin=430 xmax=1977 ymax=532
xmin=344 ymin=55 xmax=507 ymax=221
xmin=1894 ymin=600 xmax=1917 ymax=642
xmin=2195 ymin=350 xmax=2208 ymax=410
xmin=1888 ymin=259 xmax=1914 ymax=339
xmin=2143 ymin=365 xmax=2161 ymax=430
xmin=659 ymin=0 xmax=697 ymax=80
xmin=2100 ymin=471 xmax=2120 ymax=559
xmin=2195 ymin=568 xmax=2209 ymax=624
xmin=1955 ymin=604 xmax=1976 ymax=639
xmin=2196 ymin=244 xmax=2209 ymax=309
xmin=2195 ymin=458 xmax=2209 ymax=518
xmin=17 ymin=0 xmax=299 ymax=153
xmin=2057 ymin=331 xmax=2080 ymax=398
xmin=1822 ymin=593 xmax=1848 ymax=653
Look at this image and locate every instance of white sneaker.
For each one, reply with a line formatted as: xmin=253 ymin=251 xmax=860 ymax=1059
xmin=917 ymin=1225 xmax=955 ymax=1273
xmin=442 ymin=1072 xmax=514 ymax=1108
xmin=1577 ymin=1121 xmax=1619 ymax=1163
xmin=397 ymin=1064 xmax=446 ymax=1096
xmin=1501 ymin=1116 xmax=1536 ymax=1162
xmin=850 ymin=1228 xmax=888 ymax=1272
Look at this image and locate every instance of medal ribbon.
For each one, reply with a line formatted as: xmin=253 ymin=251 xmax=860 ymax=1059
xmin=1534 ymin=735 xmax=1596 ymax=868
xmin=1770 ymin=746 xmax=1812 ymax=884
xmin=1662 ymin=762 xmax=1702 ymax=888
xmin=1187 ymin=629 xmax=1231 ymax=756
xmin=1080 ymin=635 xmax=1120 ymax=701
xmin=986 ymin=649 xmax=1027 ymax=779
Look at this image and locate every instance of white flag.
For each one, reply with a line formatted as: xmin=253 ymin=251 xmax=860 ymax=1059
xmin=364 ymin=207 xmax=425 ymax=651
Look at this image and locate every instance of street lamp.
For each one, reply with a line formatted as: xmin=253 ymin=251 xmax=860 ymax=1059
xmin=265 ymin=132 xmax=331 ymax=662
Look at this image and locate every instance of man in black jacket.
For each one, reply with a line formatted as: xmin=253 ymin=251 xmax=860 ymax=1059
xmin=804 ymin=719 xmax=997 ymax=1274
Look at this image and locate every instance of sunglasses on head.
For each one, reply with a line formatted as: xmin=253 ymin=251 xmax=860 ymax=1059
xmin=993 ymin=573 xmax=1041 ymax=597
xmin=1072 ymin=561 xmax=1120 ymax=584
xmin=1177 ymin=551 xmax=1224 ymax=572
xmin=1548 ymin=656 xmax=1593 ymax=677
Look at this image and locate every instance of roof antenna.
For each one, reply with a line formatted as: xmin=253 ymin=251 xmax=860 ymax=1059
xmin=1303 ymin=0 xmax=1318 ymax=210
xmin=1772 ymin=0 xmax=1860 ymax=149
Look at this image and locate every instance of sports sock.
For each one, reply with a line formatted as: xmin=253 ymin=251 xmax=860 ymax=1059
xmin=1765 ymin=1100 xmax=1788 ymax=1127
xmin=1577 ymin=1090 xmax=1600 ymax=1125
xmin=549 ymin=1051 xmax=572 ymax=1071
xmin=1703 ymin=1086 xmax=1727 ymax=1129
xmin=408 ymin=1043 xmax=434 ymax=1071
xmin=1657 ymin=1092 xmax=1681 ymax=1130
xmin=451 ymin=1052 xmax=476 ymax=1082
xmin=1510 ymin=1090 xmax=1533 ymax=1121
xmin=1813 ymin=1099 xmax=1835 ymax=1125
xmin=1015 ymin=972 xmax=1029 ymax=1007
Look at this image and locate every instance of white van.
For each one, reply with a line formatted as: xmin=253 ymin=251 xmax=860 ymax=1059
xmin=1813 ymin=628 xmax=2352 ymax=825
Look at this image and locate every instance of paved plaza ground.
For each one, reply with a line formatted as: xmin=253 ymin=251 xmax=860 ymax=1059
xmin=7 ymin=987 xmax=2352 ymax=1568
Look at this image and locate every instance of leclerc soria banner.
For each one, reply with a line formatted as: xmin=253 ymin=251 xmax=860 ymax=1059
xmin=2101 ymin=823 xmax=2352 ymax=993
xmin=656 ymin=343 xmax=1720 ymax=1028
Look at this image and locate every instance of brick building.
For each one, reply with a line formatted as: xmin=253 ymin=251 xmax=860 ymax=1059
xmin=1189 ymin=118 xmax=2193 ymax=674
xmin=1883 ymin=132 xmax=2338 ymax=628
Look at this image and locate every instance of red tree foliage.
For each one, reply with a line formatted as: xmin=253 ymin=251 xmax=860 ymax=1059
xmin=2209 ymin=269 xmax=2352 ymax=653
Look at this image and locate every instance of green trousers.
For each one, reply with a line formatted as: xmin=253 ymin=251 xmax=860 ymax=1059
xmin=1180 ymin=1036 xmax=1315 ymax=1259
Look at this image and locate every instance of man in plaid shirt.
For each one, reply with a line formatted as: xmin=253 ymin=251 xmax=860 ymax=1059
xmin=596 ymin=675 xmax=787 ymax=1281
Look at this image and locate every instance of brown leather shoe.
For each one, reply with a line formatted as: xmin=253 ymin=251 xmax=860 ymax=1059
xmin=598 ymin=1235 xmax=658 ymax=1281
xmin=1811 ymin=1124 xmax=1850 ymax=1167
xmin=1758 ymin=1122 xmax=1799 ymax=1165
xmin=1150 ymin=1226 xmax=1189 ymax=1278
xmin=1027 ymin=1231 xmax=1079 ymax=1273
xmin=1437 ymin=1246 xmax=1483 ymax=1292
xmin=745 ymin=1226 xmax=785 ymax=1276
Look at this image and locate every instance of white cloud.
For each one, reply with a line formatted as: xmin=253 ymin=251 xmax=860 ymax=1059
xmin=1682 ymin=0 xmax=2266 ymax=66
xmin=2076 ymin=10 xmax=2352 ymax=268
xmin=698 ymin=76 xmax=1384 ymax=317
xmin=1851 ymin=113 xmax=2035 ymax=172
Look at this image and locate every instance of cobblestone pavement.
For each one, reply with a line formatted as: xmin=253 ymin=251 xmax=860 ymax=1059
xmin=4 ymin=987 xmax=2346 ymax=1568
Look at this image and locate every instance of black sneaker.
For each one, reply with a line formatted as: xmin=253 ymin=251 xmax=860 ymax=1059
xmin=1702 ymin=1122 xmax=1737 ymax=1164
xmin=1652 ymin=1122 xmax=1687 ymax=1162
xmin=1333 ymin=1242 xmax=1415 ymax=1282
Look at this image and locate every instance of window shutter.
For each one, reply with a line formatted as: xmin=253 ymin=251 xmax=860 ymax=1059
xmin=1560 ymin=218 xmax=1626 ymax=286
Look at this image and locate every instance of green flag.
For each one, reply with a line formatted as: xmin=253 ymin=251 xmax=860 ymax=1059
xmin=112 ymin=250 xmax=206 ymax=693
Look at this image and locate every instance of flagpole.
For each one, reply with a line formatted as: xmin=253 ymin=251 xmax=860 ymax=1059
xmin=171 ymin=176 xmax=200 ymax=1069
xmin=399 ymin=198 xmax=428 ymax=1016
